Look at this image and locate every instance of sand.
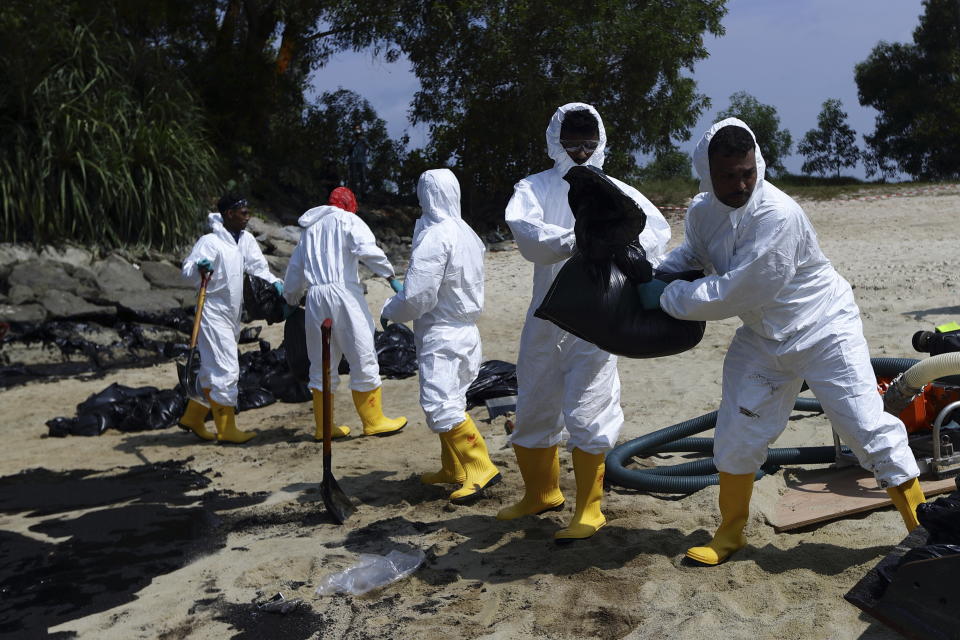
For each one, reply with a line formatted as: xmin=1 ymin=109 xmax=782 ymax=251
xmin=3 ymin=191 xmax=959 ymax=639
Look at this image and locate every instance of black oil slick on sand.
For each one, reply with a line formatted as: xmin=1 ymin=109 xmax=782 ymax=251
xmin=0 ymin=459 xmax=326 ymax=638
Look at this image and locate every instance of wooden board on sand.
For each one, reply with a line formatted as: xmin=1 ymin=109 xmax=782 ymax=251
xmin=771 ymin=467 xmax=958 ymax=532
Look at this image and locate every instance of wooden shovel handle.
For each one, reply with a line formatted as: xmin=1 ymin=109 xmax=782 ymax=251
xmin=189 ymin=271 xmax=212 ymax=350
xmin=321 ymin=318 xmax=333 ymax=457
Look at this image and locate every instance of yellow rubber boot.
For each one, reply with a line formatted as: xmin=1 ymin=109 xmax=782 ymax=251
xmin=444 ymin=416 xmax=502 ymax=503
xmin=352 ymin=387 xmax=406 ymax=436
xmin=421 ymin=433 xmax=466 ymax=485
xmin=207 ymin=395 xmax=255 ymax=444
xmin=555 ymin=448 xmax=607 ymax=541
xmin=686 ymin=472 xmax=755 ymax=565
xmin=310 ymin=390 xmax=351 ymax=440
xmin=496 ymin=444 xmax=565 ymax=520
xmin=886 ymin=477 xmax=926 ymax=532
xmin=178 ymin=398 xmax=214 ymax=441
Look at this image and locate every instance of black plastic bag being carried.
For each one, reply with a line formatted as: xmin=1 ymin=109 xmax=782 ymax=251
xmin=534 ymin=165 xmax=705 ymax=359
xmin=243 ymin=274 xmax=285 ymax=324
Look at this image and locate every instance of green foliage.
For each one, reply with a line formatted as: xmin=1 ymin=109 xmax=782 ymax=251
xmin=388 ymin=0 xmax=726 ymax=227
xmin=638 ymin=148 xmax=693 ymax=181
xmin=716 ymin=91 xmax=792 ymax=175
xmin=855 ymin=0 xmax=960 ymax=180
xmin=797 ymin=99 xmax=860 ymax=178
xmin=0 ymin=14 xmax=219 ymax=248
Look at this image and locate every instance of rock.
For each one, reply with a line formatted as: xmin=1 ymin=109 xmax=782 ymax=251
xmin=268 ymin=239 xmax=296 ymax=258
xmin=278 ymin=225 xmax=301 ymax=243
xmin=140 ymin=261 xmax=191 ymax=289
xmin=7 ymin=260 xmax=79 ymax=298
xmin=40 ymin=289 xmax=116 ymax=320
xmin=246 ymin=216 xmax=277 ymax=237
xmin=93 ymin=255 xmax=150 ymax=293
xmin=0 ymin=303 xmax=47 ymax=323
xmin=39 ymin=246 xmax=94 ymax=269
xmin=169 ymin=289 xmax=199 ymax=308
xmin=0 ymin=244 xmax=39 ymax=272
xmin=100 ymin=290 xmax=182 ymax=323
xmin=266 ymin=255 xmax=289 ymax=277
xmin=8 ymin=284 xmax=36 ymax=305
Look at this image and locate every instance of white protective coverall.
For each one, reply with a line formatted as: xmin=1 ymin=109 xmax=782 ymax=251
xmin=505 ymin=102 xmax=671 ymax=454
xmin=181 ymin=213 xmax=280 ymax=407
xmin=658 ymin=118 xmax=918 ymax=488
xmin=381 ymin=169 xmax=485 ymax=433
xmin=283 ymin=204 xmax=395 ymax=393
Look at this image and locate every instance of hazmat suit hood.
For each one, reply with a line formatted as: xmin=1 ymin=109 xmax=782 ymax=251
xmin=692 ymin=117 xmax=766 ymax=213
xmin=546 ymin=102 xmax=607 ymax=177
xmin=297 ymin=205 xmax=341 ymax=229
xmin=414 ymin=169 xmax=463 ymax=244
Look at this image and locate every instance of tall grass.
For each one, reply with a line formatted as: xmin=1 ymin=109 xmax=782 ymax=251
xmin=0 ymin=25 xmax=219 ymax=249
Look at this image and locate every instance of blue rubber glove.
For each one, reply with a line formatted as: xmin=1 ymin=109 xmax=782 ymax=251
xmin=273 ymin=281 xmax=284 ymax=297
xmin=380 ymin=315 xmax=391 ymax=330
xmin=389 ymin=278 xmax=404 ymax=294
xmin=637 ymin=279 xmax=668 ymax=310
xmin=197 ymin=258 xmax=213 ymax=274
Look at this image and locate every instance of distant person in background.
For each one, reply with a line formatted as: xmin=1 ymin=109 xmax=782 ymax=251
xmin=381 ymin=169 xmax=500 ymax=503
xmin=347 ymin=126 xmax=369 ymax=197
xmin=179 ymin=193 xmax=282 ymax=444
xmin=651 ymin=118 xmax=924 ymax=566
xmin=500 ymin=103 xmax=670 ymax=541
xmin=283 ymin=186 xmax=406 ymax=440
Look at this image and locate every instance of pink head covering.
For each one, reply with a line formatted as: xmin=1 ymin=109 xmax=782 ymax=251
xmin=328 ymin=187 xmax=358 ymax=213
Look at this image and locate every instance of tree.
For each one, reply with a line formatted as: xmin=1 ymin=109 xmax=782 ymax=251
xmin=382 ymin=0 xmax=726 ymax=226
xmin=638 ymin=148 xmax=693 ymax=181
xmin=797 ymin=99 xmax=860 ymax=178
xmin=716 ymin=91 xmax=792 ymax=175
xmin=855 ymin=0 xmax=960 ymax=180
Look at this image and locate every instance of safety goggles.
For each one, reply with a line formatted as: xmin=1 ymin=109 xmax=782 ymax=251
xmin=560 ymin=139 xmax=600 ymax=153
xmin=226 ymin=198 xmax=248 ymax=211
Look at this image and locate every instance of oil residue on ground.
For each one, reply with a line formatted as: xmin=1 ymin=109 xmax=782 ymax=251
xmin=0 ymin=460 xmax=266 ymax=636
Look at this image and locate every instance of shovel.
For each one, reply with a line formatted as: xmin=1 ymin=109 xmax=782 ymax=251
xmin=321 ymin=318 xmax=355 ymax=524
xmin=176 ymin=271 xmax=211 ymax=402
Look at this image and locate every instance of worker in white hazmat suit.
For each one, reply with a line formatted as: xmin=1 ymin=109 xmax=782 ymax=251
xmin=646 ymin=118 xmax=924 ymax=565
xmin=501 ymin=103 xmax=670 ymax=540
xmin=283 ymin=186 xmax=406 ymax=439
xmin=179 ymin=194 xmax=282 ymax=444
xmin=381 ymin=169 xmax=501 ymax=503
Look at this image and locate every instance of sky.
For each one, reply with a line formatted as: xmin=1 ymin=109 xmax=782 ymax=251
xmin=310 ymin=0 xmax=926 ymax=178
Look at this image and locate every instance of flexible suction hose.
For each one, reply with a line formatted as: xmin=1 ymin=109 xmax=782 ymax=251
xmin=884 ymin=352 xmax=960 ymax=415
xmin=605 ymin=358 xmax=919 ymax=494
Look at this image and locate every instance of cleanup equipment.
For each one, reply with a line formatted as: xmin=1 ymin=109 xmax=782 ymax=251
xmin=175 ymin=271 xmax=211 ymax=402
xmin=320 ymin=318 xmax=354 ymax=524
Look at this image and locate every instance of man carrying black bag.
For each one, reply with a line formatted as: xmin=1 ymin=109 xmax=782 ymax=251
xmin=499 ymin=103 xmax=670 ymax=541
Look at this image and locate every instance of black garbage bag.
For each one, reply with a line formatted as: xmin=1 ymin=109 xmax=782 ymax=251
xmin=535 ymin=257 xmax=706 ymax=358
xmin=465 ymin=360 xmax=518 ymax=409
xmin=243 ymin=274 xmax=285 ymax=324
xmin=238 ymin=387 xmax=277 ymax=412
xmin=879 ymin=543 xmax=960 ymax=584
xmin=125 ymin=388 xmax=188 ymax=431
xmin=46 ymin=414 xmax=109 ymax=437
xmin=376 ymin=323 xmax=417 ymax=379
xmin=565 ymin=165 xmax=645 ymax=263
xmin=283 ymin=307 xmax=310 ymax=383
xmin=239 ymin=326 xmax=262 ymax=344
xmin=918 ymin=493 xmax=960 ymax=544
xmin=264 ymin=370 xmax=312 ymax=403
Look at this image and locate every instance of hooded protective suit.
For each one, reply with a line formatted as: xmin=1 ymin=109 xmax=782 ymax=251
xmin=182 ymin=212 xmax=280 ymax=406
xmin=504 ymin=103 xmax=671 ymax=453
xmin=283 ymin=203 xmax=395 ymax=393
xmin=381 ymin=169 xmax=484 ymax=432
xmin=658 ymin=118 xmax=918 ymax=487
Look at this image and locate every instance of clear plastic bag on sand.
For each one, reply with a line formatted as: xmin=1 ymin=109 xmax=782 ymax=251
xmin=316 ymin=549 xmax=425 ymax=596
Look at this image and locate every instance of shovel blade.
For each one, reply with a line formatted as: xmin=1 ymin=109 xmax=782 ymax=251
xmin=321 ymin=469 xmax=354 ymax=524
xmin=175 ymin=358 xmax=206 ymax=403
